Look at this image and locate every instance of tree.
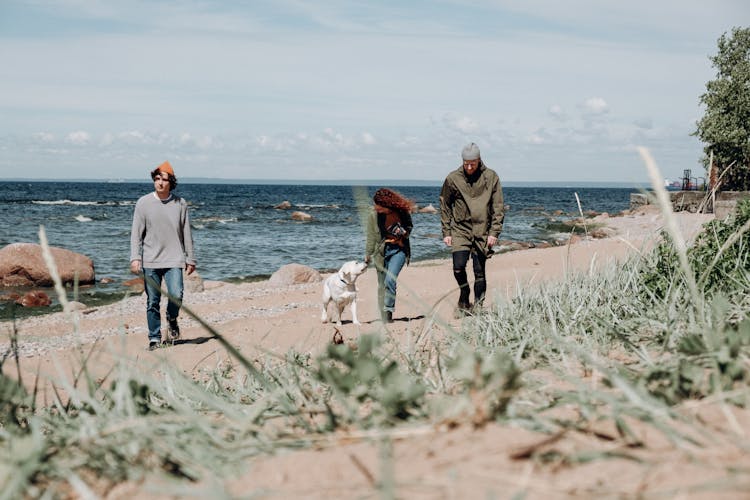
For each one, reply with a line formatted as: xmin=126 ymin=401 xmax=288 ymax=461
xmin=694 ymin=27 xmax=750 ymax=190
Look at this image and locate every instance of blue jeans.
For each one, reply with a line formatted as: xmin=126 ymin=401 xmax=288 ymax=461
xmin=377 ymin=243 xmax=407 ymax=313
xmin=143 ymin=267 xmax=184 ymax=342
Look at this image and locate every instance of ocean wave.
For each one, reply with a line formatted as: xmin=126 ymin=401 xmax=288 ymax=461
xmin=32 ymin=200 xmax=130 ymax=206
xmin=34 ymin=200 xmax=97 ymax=205
xmin=294 ymin=203 xmax=340 ymax=209
xmin=74 ymin=215 xmax=93 ymax=222
xmin=193 ymin=216 xmax=238 ymax=224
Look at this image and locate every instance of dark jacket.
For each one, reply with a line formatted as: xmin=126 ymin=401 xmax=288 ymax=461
xmin=365 ymin=208 xmax=412 ymax=270
xmin=439 ymin=161 xmax=504 ymax=255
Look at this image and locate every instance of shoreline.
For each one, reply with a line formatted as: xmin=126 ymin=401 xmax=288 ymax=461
xmin=1 ymin=182 xmax=642 ymax=292
xmin=0 ymin=208 xmax=627 ymax=321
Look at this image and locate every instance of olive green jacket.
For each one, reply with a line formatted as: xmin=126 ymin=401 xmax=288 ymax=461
xmin=440 ymin=162 xmax=504 ymax=255
xmin=365 ymin=208 xmax=412 ymax=270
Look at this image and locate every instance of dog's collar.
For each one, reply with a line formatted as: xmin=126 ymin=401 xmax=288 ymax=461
xmin=339 ymin=276 xmax=351 ymax=286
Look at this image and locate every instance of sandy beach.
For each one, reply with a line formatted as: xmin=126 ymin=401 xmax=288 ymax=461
xmin=2 ymin=206 xmax=713 ymax=375
xmin=7 ymin=206 xmax=749 ymax=499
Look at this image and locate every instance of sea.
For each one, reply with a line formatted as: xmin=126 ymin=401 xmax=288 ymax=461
xmin=0 ymin=181 xmax=638 ymax=317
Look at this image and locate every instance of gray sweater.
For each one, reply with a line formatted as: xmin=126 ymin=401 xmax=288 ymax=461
xmin=130 ymin=192 xmax=196 ymax=268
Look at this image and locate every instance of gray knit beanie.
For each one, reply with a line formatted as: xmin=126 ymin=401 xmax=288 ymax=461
xmin=461 ymin=142 xmax=481 ymax=161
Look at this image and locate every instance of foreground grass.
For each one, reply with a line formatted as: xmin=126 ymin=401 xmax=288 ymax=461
xmin=2 ymin=206 xmax=750 ymax=498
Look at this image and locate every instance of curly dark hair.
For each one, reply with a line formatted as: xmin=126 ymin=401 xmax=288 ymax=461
xmin=150 ymin=168 xmax=177 ymax=191
xmin=373 ymin=188 xmax=414 ymax=212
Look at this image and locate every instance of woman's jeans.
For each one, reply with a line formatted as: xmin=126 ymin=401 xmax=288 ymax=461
xmin=377 ymin=243 xmax=407 ymax=314
xmin=143 ymin=267 xmax=184 ymax=342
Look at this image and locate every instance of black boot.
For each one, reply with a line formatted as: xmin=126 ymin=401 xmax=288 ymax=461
xmin=384 ymin=311 xmax=393 ymax=323
xmin=455 ymin=301 xmax=473 ymax=319
xmin=167 ymin=317 xmax=180 ymax=342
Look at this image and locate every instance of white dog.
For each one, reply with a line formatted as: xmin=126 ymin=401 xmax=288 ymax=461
xmin=321 ymin=260 xmax=368 ymax=326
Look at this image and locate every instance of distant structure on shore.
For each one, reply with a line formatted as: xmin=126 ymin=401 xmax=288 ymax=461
xmin=664 ymin=169 xmax=706 ymax=192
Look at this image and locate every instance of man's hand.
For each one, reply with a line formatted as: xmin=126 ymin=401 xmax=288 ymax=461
xmin=130 ymin=259 xmax=141 ymax=274
xmin=487 ymin=235 xmax=498 ymax=248
xmin=364 ymin=255 xmax=371 ymax=265
xmin=443 ymin=236 xmax=452 ymax=247
xmin=186 ymin=263 xmax=196 ymax=276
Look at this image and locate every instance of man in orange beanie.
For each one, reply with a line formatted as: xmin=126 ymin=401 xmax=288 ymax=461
xmin=130 ymin=161 xmax=196 ymax=350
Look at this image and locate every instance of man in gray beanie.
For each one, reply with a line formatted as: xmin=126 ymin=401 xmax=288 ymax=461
xmin=439 ymin=142 xmax=504 ymax=315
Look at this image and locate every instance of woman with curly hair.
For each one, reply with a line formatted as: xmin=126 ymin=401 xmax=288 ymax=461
xmin=365 ymin=188 xmax=414 ymax=323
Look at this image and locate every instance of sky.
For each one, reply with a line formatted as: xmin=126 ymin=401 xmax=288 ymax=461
xmin=0 ymin=1 xmax=747 ymax=184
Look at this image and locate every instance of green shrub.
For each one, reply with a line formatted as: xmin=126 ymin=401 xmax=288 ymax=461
xmin=640 ymin=199 xmax=750 ymax=300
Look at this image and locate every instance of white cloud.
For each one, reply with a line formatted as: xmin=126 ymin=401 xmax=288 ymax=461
xmin=66 ymin=131 xmax=90 ymax=145
xmin=582 ymin=97 xmax=609 ymax=115
xmin=456 ymin=116 xmax=479 ymax=133
xmin=120 ymin=130 xmax=146 ymax=143
xmin=362 ymin=132 xmax=377 ymax=145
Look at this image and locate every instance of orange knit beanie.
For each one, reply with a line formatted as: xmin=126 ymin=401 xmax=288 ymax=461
xmin=157 ymin=161 xmax=174 ymax=176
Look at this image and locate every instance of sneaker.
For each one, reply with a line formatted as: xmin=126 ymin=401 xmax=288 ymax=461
xmin=167 ymin=318 xmax=180 ymax=342
xmin=148 ymin=340 xmax=161 ymax=351
xmin=385 ymin=311 xmax=393 ymax=323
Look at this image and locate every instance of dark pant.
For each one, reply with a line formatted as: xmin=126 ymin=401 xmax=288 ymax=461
xmin=451 ymin=250 xmax=487 ymax=306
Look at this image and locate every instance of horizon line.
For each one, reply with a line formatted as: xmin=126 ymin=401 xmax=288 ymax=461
xmin=0 ymin=177 xmax=650 ymax=187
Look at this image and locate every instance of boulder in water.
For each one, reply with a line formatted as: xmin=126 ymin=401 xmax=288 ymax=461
xmin=291 ymin=211 xmax=313 ymax=221
xmin=0 ymin=243 xmax=95 ymax=287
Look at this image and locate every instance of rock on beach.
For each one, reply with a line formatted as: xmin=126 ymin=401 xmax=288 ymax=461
xmin=269 ymin=263 xmax=322 ymax=286
xmin=15 ymin=290 xmax=51 ymax=307
xmin=0 ymin=243 xmax=95 ymax=287
xmin=123 ymin=277 xmax=145 ymax=294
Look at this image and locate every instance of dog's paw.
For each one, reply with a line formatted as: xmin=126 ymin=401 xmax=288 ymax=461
xmin=353 ymin=320 xmax=361 ymax=326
